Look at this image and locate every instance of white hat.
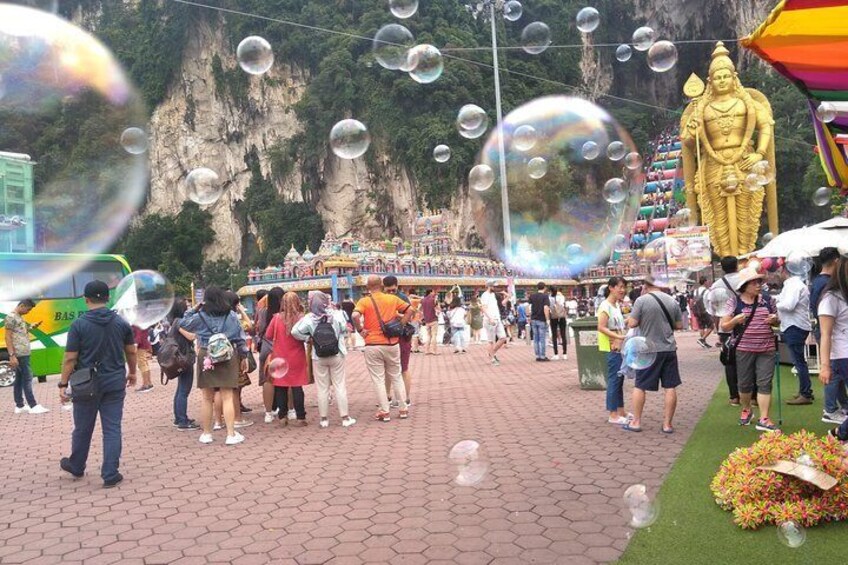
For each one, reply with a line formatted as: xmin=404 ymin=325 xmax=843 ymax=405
xmin=735 ymin=267 xmax=765 ymax=292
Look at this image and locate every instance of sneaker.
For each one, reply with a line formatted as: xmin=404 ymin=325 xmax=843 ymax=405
xmin=563 ymin=354 xmax=568 ymax=361
xmin=608 ymin=416 xmax=629 ymax=425
xmin=273 ymin=407 xmax=280 ymax=415
xmin=828 ymin=428 xmax=847 ymax=442
xmin=739 ymin=409 xmax=754 ymax=426
xmin=14 ymin=406 xmax=29 ymax=414
xmin=552 ymin=354 xmax=560 ymax=360
xmin=287 ymin=409 xmax=297 ymax=420
xmin=390 ymin=400 xmax=400 ymax=409
xmin=729 ymin=398 xmax=741 ymax=406
xmin=28 ymin=405 xmax=50 ymax=414
xmin=491 ymin=357 xmax=500 ymax=366
xmin=198 ymin=433 xmax=214 ymax=444
xmin=374 ymin=411 xmax=391 ymax=422
xmin=213 ymin=421 xmax=223 ymax=431
xmin=59 ymin=457 xmax=83 ymax=479
xmin=319 ymin=419 xmax=329 ymax=428
xmin=756 ymin=418 xmax=780 ymax=432
xmin=240 ymin=405 xmax=253 ymax=413
xmin=177 ymin=422 xmax=199 ymax=431
xmin=264 ymin=412 xmax=275 ymax=424
xmin=234 ymin=420 xmax=254 ymax=429
xmin=822 ymin=411 xmax=848 ymax=425
xmin=225 ymin=432 xmax=245 ymax=446
xmin=787 ymin=395 xmax=813 ymax=406
xmin=696 ymin=338 xmax=709 ymax=349
xmin=540 ymin=357 xmax=550 ymax=362
xmin=136 ymin=384 xmax=154 ymax=393
xmin=342 ymin=417 xmax=357 ymax=428
xmin=103 ymin=473 xmax=124 ymax=489
xmin=399 ymin=409 xmax=409 ymax=420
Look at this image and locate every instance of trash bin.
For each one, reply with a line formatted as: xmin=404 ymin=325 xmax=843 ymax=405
xmin=570 ymin=317 xmax=607 ymax=390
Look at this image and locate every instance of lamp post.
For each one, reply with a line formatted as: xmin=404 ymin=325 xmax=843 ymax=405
xmin=465 ymin=0 xmax=512 ymax=253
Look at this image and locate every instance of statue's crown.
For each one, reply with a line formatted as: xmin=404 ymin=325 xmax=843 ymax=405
xmin=709 ymin=41 xmax=735 ymax=75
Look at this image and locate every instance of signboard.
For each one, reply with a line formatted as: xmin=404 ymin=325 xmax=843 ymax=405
xmin=665 ymin=226 xmax=711 ymax=273
xmin=578 ymin=330 xmax=599 ymax=346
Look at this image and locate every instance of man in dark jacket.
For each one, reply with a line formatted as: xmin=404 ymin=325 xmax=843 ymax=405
xmin=58 ymin=281 xmax=137 ymax=488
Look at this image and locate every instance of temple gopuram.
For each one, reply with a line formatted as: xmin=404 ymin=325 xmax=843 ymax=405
xmin=238 ymin=210 xmax=577 ymax=303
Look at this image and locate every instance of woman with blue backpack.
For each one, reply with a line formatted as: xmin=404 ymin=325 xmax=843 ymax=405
xmin=180 ymin=286 xmax=249 ymax=446
xmin=293 ymin=291 xmax=356 ymax=428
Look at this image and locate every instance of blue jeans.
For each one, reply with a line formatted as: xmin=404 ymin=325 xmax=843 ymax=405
xmin=782 ymin=326 xmax=812 ymax=398
xmin=13 ymin=355 xmax=37 ymax=409
xmin=173 ymin=370 xmax=193 ymax=425
xmin=531 ymin=320 xmax=548 ymax=359
xmin=826 ymin=359 xmax=848 ymax=414
xmin=68 ymin=387 xmax=126 ymax=482
xmin=605 ymin=352 xmax=624 ymax=412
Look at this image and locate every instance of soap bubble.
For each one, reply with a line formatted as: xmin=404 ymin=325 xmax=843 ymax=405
xmin=457 ymin=104 xmax=489 ymax=139
xmin=622 ymin=337 xmax=656 ymax=370
xmin=816 ymin=102 xmax=836 ymax=124
xmin=469 ymin=164 xmax=495 ymax=192
xmin=503 ymin=0 xmax=523 ymax=21
xmin=113 ymin=271 xmax=175 ymax=330
xmin=613 ymin=234 xmax=628 ymax=252
xmin=607 ymin=141 xmax=626 ymax=161
xmin=761 ymin=232 xmax=774 ymax=246
xmin=268 ymin=357 xmax=289 ymax=380
xmin=785 ymin=250 xmax=813 ymax=276
xmin=120 ymin=127 xmax=148 ymax=155
xmin=623 ymin=484 xmax=659 ymax=529
xmin=470 ymin=96 xmax=644 ymax=277
xmin=433 ymin=144 xmax=451 ymax=163
xmin=513 ymin=125 xmax=538 ymax=152
xmin=647 ymin=40 xmax=677 ymax=73
xmin=603 ymin=178 xmax=627 ymax=204
xmin=389 ymin=0 xmax=418 ymax=19
xmin=459 ymin=120 xmax=489 ymax=140
xmin=704 ymin=287 xmax=736 ymax=317
xmin=373 ymin=24 xmax=414 ymax=70
xmin=449 ymin=440 xmax=488 ymax=487
xmin=725 ymin=174 xmax=739 ymax=191
xmin=624 ymin=152 xmax=643 ymax=170
xmin=812 ymin=186 xmax=830 ymax=207
xmin=615 ymin=44 xmax=633 ymax=62
xmin=0 ymin=4 xmax=148 ymax=301
xmin=632 ymin=26 xmax=655 ymax=51
xmin=745 ymin=173 xmax=763 ymax=192
xmin=185 ymin=168 xmax=224 ymax=206
xmin=581 ymin=140 xmax=600 ymax=160
xmin=527 ymin=157 xmax=548 ymax=179
xmin=777 ymin=521 xmax=806 ymax=549
xmin=521 ymin=22 xmax=551 ymax=55
xmin=795 ymin=452 xmax=814 ymax=467
xmin=407 ymin=44 xmax=443 ymax=84
xmin=752 ymin=160 xmax=775 ymax=184
xmin=641 ymin=236 xmax=698 ymax=287
xmin=237 ymin=36 xmax=274 ymax=75
xmin=11 ymin=0 xmax=58 ymax=12
xmin=330 ymin=119 xmax=371 ymax=160
xmin=576 ymin=7 xmax=600 ymax=33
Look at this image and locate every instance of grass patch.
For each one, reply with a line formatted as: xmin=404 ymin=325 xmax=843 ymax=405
xmin=617 ymin=365 xmax=846 ymax=565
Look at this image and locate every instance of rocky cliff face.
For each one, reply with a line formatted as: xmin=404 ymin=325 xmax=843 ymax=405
xmin=143 ymin=1 xmax=776 ymax=265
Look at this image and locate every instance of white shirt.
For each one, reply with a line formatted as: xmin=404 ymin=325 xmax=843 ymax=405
xmin=480 ymin=290 xmax=500 ymax=322
xmin=818 ymin=291 xmax=848 ymax=359
xmin=449 ymin=306 xmax=467 ymax=328
xmin=776 ymin=275 xmax=812 ymax=332
xmin=566 ymin=299 xmax=578 ymax=316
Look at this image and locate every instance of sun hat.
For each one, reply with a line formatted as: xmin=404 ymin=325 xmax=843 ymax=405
xmin=735 ymin=267 xmax=765 ymax=292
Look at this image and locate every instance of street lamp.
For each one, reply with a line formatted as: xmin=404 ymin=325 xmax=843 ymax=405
xmin=464 ymin=0 xmax=512 ymax=253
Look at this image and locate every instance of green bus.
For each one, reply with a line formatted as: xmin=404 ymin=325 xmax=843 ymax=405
xmin=0 ymin=253 xmax=131 ymax=384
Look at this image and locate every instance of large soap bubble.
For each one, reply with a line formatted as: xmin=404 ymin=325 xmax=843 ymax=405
xmin=373 ymin=24 xmax=414 ymax=70
xmin=623 ymin=484 xmax=660 ymax=529
xmin=647 ymin=40 xmax=677 ymax=73
xmin=521 ymin=22 xmax=551 ymax=55
xmin=622 ymin=337 xmax=656 ymax=370
xmin=576 ymin=7 xmax=600 ymax=33
xmin=407 ymin=44 xmax=443 ymax=84
xmin=0 ymin=5 xmax=148 ymax=301
xmin=777 ymin=521 xmax=806 ymax=549
xmin=632 ymin=26 xmax=656 ymax=51
xmin=433 ymin=144 xmax=451 ymax=163
xmin=120 ymin=127 xmax=148 ymax=155
xmin=389 ymin=0 xmax=418 ymax=19
xmin=815 ymin=102 xmax=836 ymax=124
xmin=185 ymin=168 xmax=223 ymax=206
xmin=457 ymin=104 xmax=490 ymax=140
xmin=330 ymin=119 xmax=371 ymax=159
xmin=785 ymin=250 xmax=813 ymax=276
xmin=503 ymin=0 xmax=523 ymax=22
xmin=448 ymin=440 xmax=488 ymax=487
xmin=615 ymin=44 xmax=632 ymax=62
xmin=470 ymin=96 xmax=645 ymax=277
xmin=704 ymin=287 xmax=736 ymax=317
xmin=812 ymin=186 xmax=831 ymax=207
xmin=527 ymin=157 xmax=548 ymax=179
xmin=469 ymin=164 xmax=495 ymax=192
xmin=237 ymin=36 xmax=274 ymax=75
xmin=113 ymin=271 xmax=175 ymax=330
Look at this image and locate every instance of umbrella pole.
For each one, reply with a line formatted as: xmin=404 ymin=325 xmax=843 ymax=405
xmin=775 ymin=348 xmax=783 ymax=426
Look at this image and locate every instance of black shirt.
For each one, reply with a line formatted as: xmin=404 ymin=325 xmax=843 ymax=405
xmin=528 ymin=292 xmax=549 ymax=322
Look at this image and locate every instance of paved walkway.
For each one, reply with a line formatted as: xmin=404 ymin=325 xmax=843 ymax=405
xmin=0 ymin=332 xmax=722 ymax=564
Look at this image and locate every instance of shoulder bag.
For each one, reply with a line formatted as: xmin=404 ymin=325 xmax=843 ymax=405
xmin=369 ymin=295 xmax=405 ymax=339
xmin=720 ymin=299 xmax=760 ymax=367
xmin=68 ymin=320 xmax=113 ymax=400
xmin=648 ymin=293 xmax=677 ymax=332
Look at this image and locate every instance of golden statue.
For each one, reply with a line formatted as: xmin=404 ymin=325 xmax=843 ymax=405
xmin=680 ymin=42 xmax=778 ymax=258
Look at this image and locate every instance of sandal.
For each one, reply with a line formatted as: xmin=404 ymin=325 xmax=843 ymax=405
xmin=661 ymin=427 xmax=674 ymax=434
xmin=623 ymin=423 xmax=642 ymax=432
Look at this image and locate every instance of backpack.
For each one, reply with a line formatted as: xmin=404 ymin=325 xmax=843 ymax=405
xmin=693 ymin=287 xmax=708 ymax=316
xmin=202 ymin=314 xmax=235 ymax=365
xmin=550 ymin=297 xmax=566 ymax=319
xmin=156 ymin=324 xmax=192 ymax=384
xmin=312 ymin=315 xmax=340 ymax=358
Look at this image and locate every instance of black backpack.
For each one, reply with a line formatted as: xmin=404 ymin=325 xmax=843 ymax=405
xmin=312 ymin=315 xmax=340 ymax=358
xmin=156 ymin=324 xmax=193 ymax=384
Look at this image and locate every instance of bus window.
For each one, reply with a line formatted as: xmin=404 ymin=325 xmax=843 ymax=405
xmin=73 ymin=262 xmax=125 ymax=295
xmin=0 ymin=259 xmax=75 ymax=298
xmin=35 ymin=277 xmax=75 ymax=299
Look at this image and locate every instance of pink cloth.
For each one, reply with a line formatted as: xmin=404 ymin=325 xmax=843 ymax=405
xmin=265 ymin=314 xmax=309 ymax=387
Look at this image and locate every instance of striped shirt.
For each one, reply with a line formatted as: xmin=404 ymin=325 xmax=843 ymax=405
xmin=736 ymin=296 xmax=777 ymax=353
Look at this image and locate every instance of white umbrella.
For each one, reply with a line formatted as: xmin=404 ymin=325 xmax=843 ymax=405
xmin=756 ymin=226 xmax=848 ymax=257
xmin=814 ymin=217 xmax=848 ymax=231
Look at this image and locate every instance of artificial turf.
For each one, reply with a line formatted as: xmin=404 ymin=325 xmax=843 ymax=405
xmin=616 ymin=365 xmax=846 ymax=565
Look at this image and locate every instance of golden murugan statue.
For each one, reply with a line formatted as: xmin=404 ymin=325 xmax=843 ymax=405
xmin=680 ymin=42 xmax=778 ymax=258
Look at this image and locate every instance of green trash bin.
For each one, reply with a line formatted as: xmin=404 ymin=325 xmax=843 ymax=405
xmin=570 ymin=317 xmax=607 ymax=390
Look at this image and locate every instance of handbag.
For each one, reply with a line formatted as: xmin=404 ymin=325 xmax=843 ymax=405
xmin=369 ymin=295 xmax=405 ymax=339
xmin=720 ymin=299 xmax=760 ymax=367
xmin=69 ymin=320 xmax=112 ymax=400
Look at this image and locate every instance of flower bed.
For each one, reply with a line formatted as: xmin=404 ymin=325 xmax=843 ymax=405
xmin=711 ymin=431 xmax=848 ymax=529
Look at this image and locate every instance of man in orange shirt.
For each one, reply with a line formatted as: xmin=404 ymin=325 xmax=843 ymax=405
xmin=353 ymin=275 xmax=415 ymax=422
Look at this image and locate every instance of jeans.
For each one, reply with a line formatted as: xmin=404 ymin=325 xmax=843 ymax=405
xmin=605 ymin=352 xmax=624 ymax=412
xmin=13 ymin=355 xmax=37 ymax=408
xmin=783 ymin=326 xmax=812 ymax=398
xmin=825 ymin=359 xmax=848 ymax=414
xmin=531 ymin=320 xmax=548 ymax=359
xmin=451 ymin=327 xmax=468 ymax=351
xmin=517 ymin=321 xmax=526 ymax=339
xmin=69 ymin=387 xmax=126 ymax=482
xmin=550 ymin=318 xmax=568 ymax=356
xmin=173 ymin=370 xmax=194 ymax=425
xmin=275 ymin=386 xmax=305 ymax=420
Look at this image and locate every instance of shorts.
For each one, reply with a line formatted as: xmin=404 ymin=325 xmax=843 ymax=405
xmin=137 ymin=349 xmax=152 ymax=373
xmin=635 ymin=351 xmax=682 ymax=392
xmin=399 ymin=336 xmax=412 ymax=372
xmin=485 ymin=320 xmax=506 ymax=342
xmin=735 ymin=350 xmax=775 ymax=394
xmin=695 ymin=311 xmax=714 ymax=329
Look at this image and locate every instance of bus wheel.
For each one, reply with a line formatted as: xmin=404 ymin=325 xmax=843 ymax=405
xmin=0 ymin=362 xmax=14 ymax=387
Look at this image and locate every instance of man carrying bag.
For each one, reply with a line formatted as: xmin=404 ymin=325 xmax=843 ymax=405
xmin=58 ymin=281 xmax=137 ymax=488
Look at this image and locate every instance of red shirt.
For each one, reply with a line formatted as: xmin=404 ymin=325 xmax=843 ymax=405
xmin=132 ymin=326 xmax=152 ymax=351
